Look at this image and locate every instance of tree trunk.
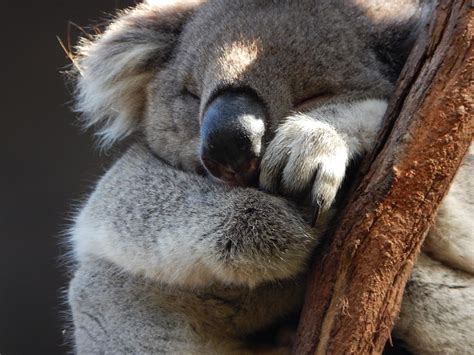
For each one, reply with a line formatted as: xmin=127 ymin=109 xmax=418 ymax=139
xmin=292 ymin=1 xmax=473 ymax=354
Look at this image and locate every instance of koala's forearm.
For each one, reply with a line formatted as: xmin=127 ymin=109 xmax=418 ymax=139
xmin=71 ymin=145 xmax=319 ymax=288
xmin=306 ymin=98 xmax=388 ymax=158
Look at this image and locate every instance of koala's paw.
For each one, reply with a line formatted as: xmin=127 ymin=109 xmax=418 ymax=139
xmin=260 ymin=115 xmax=349 ymax=214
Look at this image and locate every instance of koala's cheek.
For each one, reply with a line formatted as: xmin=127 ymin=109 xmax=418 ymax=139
xmin=144 ymin=122 xmax=202 ymax=173
xmin=144 ymin=92 xmax=203 ymax=172
xmin=168 ymin=138 xmax=202 ymax=173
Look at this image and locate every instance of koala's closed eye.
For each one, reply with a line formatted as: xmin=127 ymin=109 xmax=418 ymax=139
xmin=294 ymin=92 xmax=334 ymax=111
xmin=182 ymin=86 xmax=200 ymax=101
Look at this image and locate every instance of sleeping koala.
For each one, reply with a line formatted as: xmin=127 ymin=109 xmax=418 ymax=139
xmin=68 ymin=0 xmax=474 ymax=354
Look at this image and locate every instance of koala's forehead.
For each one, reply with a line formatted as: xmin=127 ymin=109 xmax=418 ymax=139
xmin=182 ymin=1 xmax=364 ymax=74
xmin=174 ymin=1 xmax=384 ymax=97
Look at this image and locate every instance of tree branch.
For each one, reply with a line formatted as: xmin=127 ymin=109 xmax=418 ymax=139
xmin=292 ymin=1 xmax=473 ymax=354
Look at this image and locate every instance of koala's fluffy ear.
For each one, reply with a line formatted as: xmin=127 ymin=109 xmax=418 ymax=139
xmin=73 ymin=0 xmax=202 ymax=148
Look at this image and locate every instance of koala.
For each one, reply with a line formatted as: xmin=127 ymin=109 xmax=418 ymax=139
xmin=67 ymin=0 xmax=474 ymax=354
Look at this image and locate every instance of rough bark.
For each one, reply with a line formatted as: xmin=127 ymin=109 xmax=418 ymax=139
xmin=292 ymin=1 xmax=473 ymax=354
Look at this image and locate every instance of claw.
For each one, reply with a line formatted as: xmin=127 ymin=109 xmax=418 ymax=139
xmin=311 ymin=201 xmax=321 ymax=227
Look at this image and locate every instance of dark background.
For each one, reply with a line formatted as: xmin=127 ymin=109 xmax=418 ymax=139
xmin=1 ymin=1 xmax=134 ymax=354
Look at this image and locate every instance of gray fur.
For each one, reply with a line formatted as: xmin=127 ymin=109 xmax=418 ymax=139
xmin=395 ymin=146 xmax=474 ymax=355
xmin=395 ymin=254 xmax=474 ymax=355
xmin=69 ymin=146 xmax=473 ymax=354
xmin=70 ymin=256 xmax=303 ymax=354
xmin=72 ymin=145 xmax=322 ymax=288
xmin=68 ymin=0 xmax=473 ymax=354
xmin=70 ymin=145 xmax=316 ymax=353
xmin=75 ymin=0 xmax=427 ymax=174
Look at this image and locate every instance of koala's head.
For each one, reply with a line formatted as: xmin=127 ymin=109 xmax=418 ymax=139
xmin=73 ymin=0 xmax=426 ymax=185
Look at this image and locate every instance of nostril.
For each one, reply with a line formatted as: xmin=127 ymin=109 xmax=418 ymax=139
xmin=237 ymin=158 xmax=259 ymax=180
xmin=244 ymin=158 xmax=259 ymax=175
xmin=201 ymin=155 xmax=233 ymax=180
xmin=201 ymin=154 xmax=260 ymax=187
xmin=195 ymin=164 xmax=207 ymax=177
xmin=201 ymin=156 xmax=221 ymax=178
xmin=238 ymin=158 xmax=260 ymax=186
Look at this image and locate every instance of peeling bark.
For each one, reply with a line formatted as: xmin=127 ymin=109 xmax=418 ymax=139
xmin=292 ymin=1 xmax=473 ymax=354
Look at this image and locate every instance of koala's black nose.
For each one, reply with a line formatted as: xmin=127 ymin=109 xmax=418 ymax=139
xmin=200 ymin=90 xmax=267 ymax=186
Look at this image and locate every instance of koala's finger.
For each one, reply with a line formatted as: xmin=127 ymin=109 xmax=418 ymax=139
xmin=259 ymin=137 xmax=291 ymax=193
xmin=311 ymin=202 xmax=321 ymax=227
xmin=310 ymin=159 xmax=346 ymax=212
xmin=280 ymin=141 xmax=320 ymax=196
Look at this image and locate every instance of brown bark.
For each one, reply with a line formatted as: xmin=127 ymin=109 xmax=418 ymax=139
xmin=292 ymin=1 xmax=473 ymax=354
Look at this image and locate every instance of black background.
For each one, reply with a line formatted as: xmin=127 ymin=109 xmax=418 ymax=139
xmin=1 ymin=1 xmax=134 ymax=353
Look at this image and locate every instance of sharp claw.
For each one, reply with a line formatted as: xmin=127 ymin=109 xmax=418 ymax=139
xmin=273 ymin=170 xmax=283 ymax=196
xmin=311 ymin=201 xmax=321 ymax=227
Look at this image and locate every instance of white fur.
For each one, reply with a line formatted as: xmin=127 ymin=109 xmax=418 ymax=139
xmin=76 ymin=41 xmax=157 ymax=147
xmin=74 ymin=1 xmax=205 ymax=148
xmin=311 ymin=98 xmax=389 ymax=157
xmin=72 ymin=202 xmax=228 ymax=287
xmin=72 ymin=208 xmax=314 ymax=288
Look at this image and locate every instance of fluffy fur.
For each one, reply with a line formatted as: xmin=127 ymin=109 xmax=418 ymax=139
xmin=74 ymin=0 xmax=203 ymax=147
xmin=260 ymin=99 xmax=388 ymax=210
xmin=71 ymin=146 xmax=321 ymax=288
xmin=70 ymin=146 xmax=314 ymax=353
xmin=67 ymin=0 xmax=473 ymax=354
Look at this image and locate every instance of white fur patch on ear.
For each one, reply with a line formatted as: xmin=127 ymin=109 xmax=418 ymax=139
xmin=73 ymin=1 xmax=202 ymax=148
xmin=75 ymin=40 xmax=158 ymax=147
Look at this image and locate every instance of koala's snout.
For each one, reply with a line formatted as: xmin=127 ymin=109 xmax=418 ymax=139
xmin=200 ymin=90 xmax=267 ymax=186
